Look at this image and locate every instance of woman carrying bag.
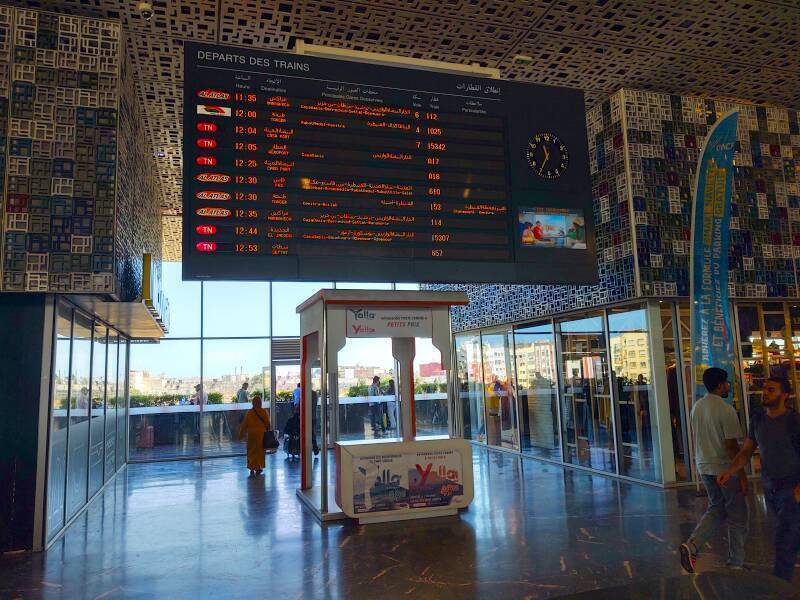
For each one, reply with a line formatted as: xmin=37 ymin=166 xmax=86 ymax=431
xmin=238 ymin=392 xmax=276 ymax=476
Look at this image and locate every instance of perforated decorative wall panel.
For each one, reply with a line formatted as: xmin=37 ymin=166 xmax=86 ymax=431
xmin=0 ymin=7 xmax=161 ymax=297
xmin=116 ymin=32 xmax=162 ymax=301
xmin=5 ymin=0 xmax=798 ymax=261
xmin=0 ymin=9 xmax=121 ymax=292
xmin=624 ymin=89 xmax=800 ymax=299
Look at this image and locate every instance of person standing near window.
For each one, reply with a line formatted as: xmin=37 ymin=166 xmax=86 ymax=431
xmin=368 ymin=376 xmax=383 ymax=436
xmin=718 ymin=377 xmax=800 ymax=582
xmin=680 ymin=367 xmax=748 ymax=573
xmin=238 ymin=392 xmax=271 ymax=477
xmin=292 ymin=382 xmax=301 ymax=409
xmin=237 ymin=382 xmax=249 ymax=404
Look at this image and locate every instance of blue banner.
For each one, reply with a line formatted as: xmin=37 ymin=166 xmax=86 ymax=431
xmin=690 ymin=110 xmax=739 ymax=401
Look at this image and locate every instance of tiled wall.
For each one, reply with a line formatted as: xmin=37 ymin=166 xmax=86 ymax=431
xmin=0 ymin=7 xmax=161 ymax=298
xmin=439 ymin=89 xmax=800 ymax=332
xmin=116 ymin=34 xmax=162 ymax=301
xmin=624 ymin=90 xmax=800 ymax=299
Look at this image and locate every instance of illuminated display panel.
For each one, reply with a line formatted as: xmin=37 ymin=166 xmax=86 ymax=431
xmin=183 ymin=43 xmax=597 ymax=284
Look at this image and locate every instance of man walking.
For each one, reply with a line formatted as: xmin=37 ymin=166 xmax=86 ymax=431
xmin=680 ymin=367 xmax=748 ymax=573
xmin=718 ymin=377 xmax=800 ymax=582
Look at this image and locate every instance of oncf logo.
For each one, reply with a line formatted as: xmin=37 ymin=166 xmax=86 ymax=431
xmin=197 ymin=89 xmax=231 ymax=101
xmin=195 ymin=207 xmax=231 ymax=218
xmin=196 ymin=190 xmax=231 ymax=201
xmin=196 ymin=173 xmax=230 ymax=183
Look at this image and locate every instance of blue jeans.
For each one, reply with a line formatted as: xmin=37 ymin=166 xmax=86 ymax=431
xmin=688 ymin=474 xmax=749 ymax=567
xmin=764 ymin=483 xmax=800 ymax=581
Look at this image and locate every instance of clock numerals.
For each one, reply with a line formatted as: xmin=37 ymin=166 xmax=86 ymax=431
xmin=525 ymin=133 xmax=569 ymax=179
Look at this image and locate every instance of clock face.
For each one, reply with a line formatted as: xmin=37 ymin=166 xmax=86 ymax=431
xmin=525 ymin=133 xmax=569 ymax=179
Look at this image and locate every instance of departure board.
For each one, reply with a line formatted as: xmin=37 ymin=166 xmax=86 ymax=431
xmin=182 ymin=42 xmax=597 ymax=284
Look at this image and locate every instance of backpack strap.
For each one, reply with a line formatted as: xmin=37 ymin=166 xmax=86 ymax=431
xmin=252 ymin=408 xmax=269 ymax=430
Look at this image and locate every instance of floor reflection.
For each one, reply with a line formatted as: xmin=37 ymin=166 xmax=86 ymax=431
xmin=0 ymin=446 xmax=792 ymax=598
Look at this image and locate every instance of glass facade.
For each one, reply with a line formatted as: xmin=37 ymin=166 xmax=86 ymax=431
xmin=127 ymin=263 xmax=420 ymax=460
xmin=46 ymin=300 xmax=129 ymax=543
xmin=454 ymin=299 xmax=800 ymax=485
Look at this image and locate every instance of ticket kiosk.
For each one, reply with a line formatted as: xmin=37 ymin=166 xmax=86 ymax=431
xmin=295 ymin=289 xmax=474 ymax=523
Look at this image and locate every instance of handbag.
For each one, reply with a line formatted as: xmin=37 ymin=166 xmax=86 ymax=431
xmin=252 ymin=409 xmax=279 ymax=450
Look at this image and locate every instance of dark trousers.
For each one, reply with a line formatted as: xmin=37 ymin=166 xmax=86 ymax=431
xmin=764 ymin=483 xmax=800 ymax=581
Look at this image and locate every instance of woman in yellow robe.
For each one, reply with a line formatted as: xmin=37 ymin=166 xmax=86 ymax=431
xmin=238 ymin=392 xmax=271 ymax=476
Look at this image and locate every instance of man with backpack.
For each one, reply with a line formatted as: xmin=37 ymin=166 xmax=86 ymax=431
xmin=718 ymin=376 xmax=800 ymax=582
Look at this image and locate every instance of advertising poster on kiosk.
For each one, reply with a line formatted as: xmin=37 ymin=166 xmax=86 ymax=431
xmin=408 ymin=449 xmax=464 ymax=508
xmin=353 ymin=454 xmax=409 ymax=514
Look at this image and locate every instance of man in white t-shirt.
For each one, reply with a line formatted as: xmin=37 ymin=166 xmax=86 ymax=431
xmin=680 ymin=367 xmax=748 ymax=573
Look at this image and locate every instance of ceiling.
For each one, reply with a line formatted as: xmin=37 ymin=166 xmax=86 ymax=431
xmin=11 ymin=0 xmax=800 ymax=260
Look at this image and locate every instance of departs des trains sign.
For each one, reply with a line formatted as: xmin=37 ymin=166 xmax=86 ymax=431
xmin=182 ymin=42 xmax=597 ymax=284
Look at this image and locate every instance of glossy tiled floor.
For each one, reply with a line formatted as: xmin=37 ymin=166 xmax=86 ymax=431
xmin=1 ymin=447 xmax=796 ymax=599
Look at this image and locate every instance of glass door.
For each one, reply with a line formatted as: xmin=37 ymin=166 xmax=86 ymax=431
xmin=736 ymin=305 xmax=767 ymax=418
xmin=513 ymin=322 xmax=560 ymax=461
xmin=660 ymin=304 xmax=691 ymax=481
xmin=558 ymin=314 xmax=615 ymax=473
xmin=789 ymin=304 xmax=800 ymax=407
xmin=480 ymin=330 xmax=519 ymax=450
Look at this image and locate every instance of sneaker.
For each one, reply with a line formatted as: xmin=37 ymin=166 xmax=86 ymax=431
xmin=680 ymin=543 xmax=697 ymax=574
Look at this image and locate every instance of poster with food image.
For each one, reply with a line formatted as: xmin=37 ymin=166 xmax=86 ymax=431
xmin=353 ymin=454 xmax=409 ymax=514
xmin=407 ymin=449 xmax=464 ymax=508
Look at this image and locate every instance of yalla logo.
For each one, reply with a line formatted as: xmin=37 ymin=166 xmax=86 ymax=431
xmin=349 ymin=308 xmax=376 ymax=319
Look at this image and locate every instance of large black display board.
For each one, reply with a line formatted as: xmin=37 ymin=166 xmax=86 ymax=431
xmin=183 ymin=42 xmax=597 ymax=284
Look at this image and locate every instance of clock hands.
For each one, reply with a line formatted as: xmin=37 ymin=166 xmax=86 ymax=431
xmin=526 ymin=134 xmax=568 ymax=178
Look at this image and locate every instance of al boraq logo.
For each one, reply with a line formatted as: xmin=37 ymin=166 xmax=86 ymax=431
xmin=195 ymin=207 xmax=231 ymax=218
xmin=196 ymin=190 xmax=231 ymax=201
xmin=196 ymin=172 xmax=231 ymax=183
xmin=197 ymin=89 xmax=230 ymax=101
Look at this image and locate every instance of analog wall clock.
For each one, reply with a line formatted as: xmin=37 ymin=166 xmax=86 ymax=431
xmin=525 ymin=133 xmax=569 ymax=179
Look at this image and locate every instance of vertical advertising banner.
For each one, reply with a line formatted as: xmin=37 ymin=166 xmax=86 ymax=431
xmin=690 ymin=110 xmax=739 ymax=402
